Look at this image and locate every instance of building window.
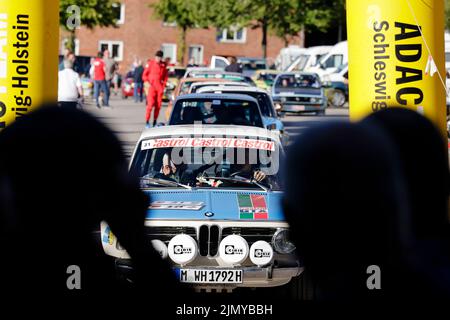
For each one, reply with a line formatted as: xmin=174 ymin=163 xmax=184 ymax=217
xmin=188 ymin=45 xmax=204 ymax=65
xmin=161 ymin=43 xmax=177 ymax=64
xmin=217 ymin=27 xmax=246 ymax=43
xmin=99 ymin=41 xmax=124 ymax=61
xmin=61 ymin=38 xmax=80 ymax=55
xmin=112 ymin=2 xmax=125 ymax=25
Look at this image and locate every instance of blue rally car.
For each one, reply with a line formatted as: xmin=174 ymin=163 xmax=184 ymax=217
xmin=101 ymin=124 xmax=301 ymax=292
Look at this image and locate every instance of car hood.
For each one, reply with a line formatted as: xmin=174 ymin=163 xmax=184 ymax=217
xmin=143 ymin=189 xmax=285 ymax=221
xmin=273 ymin=87 xmax=322 ymax=96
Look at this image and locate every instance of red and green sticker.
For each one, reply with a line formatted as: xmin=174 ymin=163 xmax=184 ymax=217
xmin=238 ymin=194 xmax=268 ymax=220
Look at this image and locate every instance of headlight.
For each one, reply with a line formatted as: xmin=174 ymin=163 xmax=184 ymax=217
xmin=311 ymin=97 xmax=322 ymax=104
xmin=280 ymin=97 xmax=286 ymax=103
xmin=271 ymin=229 xmax=296 ymax=254
xmin=168 ymin=234 xmax=198 ymax=265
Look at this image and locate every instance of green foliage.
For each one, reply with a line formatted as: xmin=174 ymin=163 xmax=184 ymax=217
xmin=60 ymin=0 xmax=119 ymax=52
xmin=209 ymin=0 xmax=337 ymax=39
xmin=151 ymin=0 xmax=209 ymax=63
xmin=206 ymin=0 xmax=342 ymax=56
xmin=151 ymin=0 xmax=209 ymax=29
xmin=60 ymin=0 xmax=119 ymax=30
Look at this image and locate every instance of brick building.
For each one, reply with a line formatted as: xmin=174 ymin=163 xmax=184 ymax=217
xmin=60 ymin=0 xmax=290 ymax=73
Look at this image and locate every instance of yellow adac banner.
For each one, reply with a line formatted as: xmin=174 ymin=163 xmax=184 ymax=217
xmin=347 ymin=0 xmax=446 ymax=135
xmin=0 ymin=0 xmax=59 ymax=129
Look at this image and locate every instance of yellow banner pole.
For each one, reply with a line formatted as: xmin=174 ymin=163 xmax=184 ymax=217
xmin=347 ymin=0 xmax=446 ymax=136
xmin=0 ymin=0 xmax=59 ymax=129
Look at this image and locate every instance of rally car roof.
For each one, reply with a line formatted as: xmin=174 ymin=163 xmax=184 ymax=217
xmin=174 ymin=93 xmax=259 ymax=104
xmin=197 ymin=85 xmax=269 ymax=94
xmin=190 ymin=81 xmax=250 ymax=88
xmin=139 ymin=124 xmax=281 ymax=143
xmin=276 ymin=71 xmax=321 ymax=77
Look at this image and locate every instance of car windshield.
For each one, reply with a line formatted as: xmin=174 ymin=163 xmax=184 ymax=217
xmin=170 ymin=98 xmax=264 ymax=127
xmin=130 ymin=136 xmax=282 ymax=191
xmin=274 ymin=74 xmax=321 ymax=89
xmin=287 ymin=55 xmax=310 ymax=71
xmin=204 ymin=91 xmax=275 ymax=118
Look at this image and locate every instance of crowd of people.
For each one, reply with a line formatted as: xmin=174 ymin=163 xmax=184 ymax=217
xmin=58 ymin=48 xmax=119 ymax=110
xmin=57 ymin=50 xmax=247 ymax=128
xmin=0 ymin=104 xmax=448 ymax=308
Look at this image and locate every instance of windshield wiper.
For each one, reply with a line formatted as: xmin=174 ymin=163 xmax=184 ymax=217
xmin=140 ymin=177 xmax=191 ymax=190
xmin=202 ymin=176 xmax=269 ymax=192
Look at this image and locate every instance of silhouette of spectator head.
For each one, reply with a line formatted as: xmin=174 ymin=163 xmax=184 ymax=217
xmin=362 ymin=108 xmax=449 ymax=240
xmin=362 ymin=108 xmax=450 ymax=300
xmin=0 ymin=106 xmax=179 ymax=299
xmin=283 ymin=122 xmax=407 ymax=301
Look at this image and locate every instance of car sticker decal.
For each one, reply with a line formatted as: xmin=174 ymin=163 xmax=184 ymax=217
xmin=237 ymin=194 xmax=268 ymax=220
xmin=141 ymin=137 xmax=275 ymax=151
xmin=149 ymin=201 xmax=204 ymax=210
xmin=102 ymin=226 xmax=114 ymax=245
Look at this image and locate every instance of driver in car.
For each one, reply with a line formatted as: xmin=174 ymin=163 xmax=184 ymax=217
xmin=154 ymin=153 xmax=178 ymax=182
xmin=230 ymin=148 xmax=267 ymax=182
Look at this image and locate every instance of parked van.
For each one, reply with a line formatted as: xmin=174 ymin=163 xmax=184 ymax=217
xmin=285 ymin=46 xmax=332 ymax=72
xmin=309 ymin=41 xmax=348 ymax=78
xmin=275 ymin=45 xmax=306 ymax=71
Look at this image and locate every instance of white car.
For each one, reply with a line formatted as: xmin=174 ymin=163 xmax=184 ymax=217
xmin=197 ymin=85 xmax=289 ymax=145
xmin=189 ymin=81 xmax=250 ymax=94
xmin=101 ymin=125 xmax=301 ymax=292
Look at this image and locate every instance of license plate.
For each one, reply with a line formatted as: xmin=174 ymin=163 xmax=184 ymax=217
xmin=177 ymin=269 xmax=243 ymax=284
xmin=292 ymin=105 xmax=305 ymax=111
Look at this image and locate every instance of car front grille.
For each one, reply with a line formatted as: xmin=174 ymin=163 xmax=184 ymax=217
xmin=198 ymin=225 xmax=220 ymax=257
xmin=221 ymin=227 xmax=276 ymax=245
xmin=285 ymin=96 xmax=311 ymax=103
xmin=145 ymin=226 xmax=277 ymax=256
xmin=145 ymin=226 xmax=197 ymax=242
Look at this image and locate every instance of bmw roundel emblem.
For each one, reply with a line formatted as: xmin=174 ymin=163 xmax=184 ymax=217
xmin=205 ymin=212 xmax=214 ymax=217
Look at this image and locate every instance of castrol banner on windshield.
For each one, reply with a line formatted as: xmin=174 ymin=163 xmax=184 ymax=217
xmin=141 ymin=137 xmax=276 ymax=151
xmin=0 ymin=0 xmax=59 ymax=129
xmin=346 ymin=0 xmax=446 ymax=136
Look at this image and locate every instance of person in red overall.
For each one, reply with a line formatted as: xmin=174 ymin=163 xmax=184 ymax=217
xmin=142 ymin=50 xmax=168 ymax=127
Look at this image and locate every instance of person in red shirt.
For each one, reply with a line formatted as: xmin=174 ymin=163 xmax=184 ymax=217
xmin=93 ymin=51 xmax=110 ymax=109
xmin=142 ymin=50 xmax=168 ymax=127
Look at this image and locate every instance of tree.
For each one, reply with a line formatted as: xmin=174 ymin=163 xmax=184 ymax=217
xmin=271 ymin=0 xmax=336 ymax=47
xmin=209 ymin=0 xmax=335 ymax=58
xmin=59 ymin=0 xmax=119 ymax=53
xmin=151 ymin=0 xmax=208 ymax=64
